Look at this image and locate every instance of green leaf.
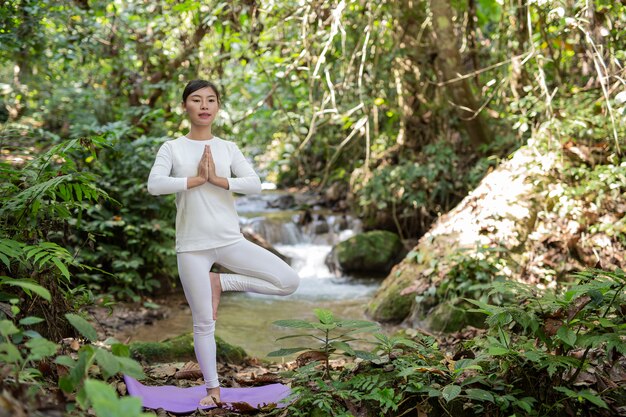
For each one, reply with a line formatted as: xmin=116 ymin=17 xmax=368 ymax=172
xmin=65 ymin=313 xmax=98 ymax=342
xmin=272 ymin=319 xmax=315 ymax=329
xmin=111 ymin=343 xmax=130 ymax=358
xmin=354 ymin=350 xmax=379 ymax=361
xmin=0 ymin=253 xmax=10 ymax=269
xmin=488 ymin=346 xmax=510 ymax=356
xmin=577 ymin=390 xmax=609 ymax=409
xmin=59 ymin=376 xmax=74 ymax=393
xmin=314 ymin=308 xmax=335 ymax=324
xmin=442 ymin=384 xmax=461 ymax=402
xmin=84 ymin=379 xmax=151 ymax=417
xmin=329 ymin=341 xmax=355 ymax=355
xmin=336 ymin=319 xmax=380 ymax=330
xmin=55 ymin=355 xmax=76 ymax=368
xmin=0 ymin=277 xmax=51 ymax=301
xmin=465 ymin=388 xmax=494 ymax=403
xmin=19 ymin=316 xmax=45 ymax=326
xmin=515 ymin=397 xmax=536 ymax=413
xmin=115 ymin=357 xmax=145 ymax=379
xmin=51 ymin=257 xmax=71 ymax=280
xmin=95 ymin=349 xmax=121 ymax=380
xmin=275 ymin=333 xmax=320 ymax=341
xmin=266 ymin=347 xmax=309 ymax=357
xmin=556 ymin=326 xmax=577 ymax=346
xmin=555 ymin=386 xmax=608 ymax=409
xmin=25 ymin=338 xmax=58 ymax=360
xmin=0 ymin=319 xmax=20 ymax=337
xmin=312 ymin=322 xmax=337 ymax=331
xmin=0 ymin=342 xmax=22 ymax=363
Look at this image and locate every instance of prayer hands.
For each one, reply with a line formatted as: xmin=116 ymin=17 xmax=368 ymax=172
xmin=204 ymin=145 xmax=217 ymax=183
xmin=197 ymin=145 xmax=219 ymax=184
xmin=197 ymin=146 xmax=210 ymax=182
xmin=191 ymin=145 xmax=228 ymax=190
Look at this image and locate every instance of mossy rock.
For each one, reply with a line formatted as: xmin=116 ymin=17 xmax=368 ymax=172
xmin=330 ymin=230 xmax=404 ymax=275
xmin=129 ymin=333 xmax=247 ymax=365
xmin=424 ymin=299 xmax=486 ymax=333
xmin=366 ymin=281 xmax=414 ymax=322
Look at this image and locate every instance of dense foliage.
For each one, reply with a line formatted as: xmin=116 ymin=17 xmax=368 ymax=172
xmin=271 ymin=270 xmax=625 ymax=416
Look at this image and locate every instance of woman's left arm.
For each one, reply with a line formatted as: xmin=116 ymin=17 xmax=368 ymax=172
xmin=226 ymin=144 xmax=262 ymax=195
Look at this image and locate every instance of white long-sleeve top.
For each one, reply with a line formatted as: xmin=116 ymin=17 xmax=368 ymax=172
xmin=147 ymin=135 xmax=262 ymax=252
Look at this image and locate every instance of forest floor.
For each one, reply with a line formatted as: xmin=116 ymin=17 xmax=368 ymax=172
xmin=82 ymin=295 xmax=479 ymax=417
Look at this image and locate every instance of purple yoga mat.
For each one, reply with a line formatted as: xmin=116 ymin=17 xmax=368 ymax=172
xmin=124 ymin=375 xmax=292 ymax=413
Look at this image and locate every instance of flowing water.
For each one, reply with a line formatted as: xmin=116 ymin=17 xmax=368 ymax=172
xmin=120 ymin=191 xmax=382 ymax=360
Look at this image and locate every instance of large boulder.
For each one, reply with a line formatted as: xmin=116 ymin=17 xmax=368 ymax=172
xmin=327 ymin=230 xmax=405 ymax=275
xmin=367 ymin=144 xmax=543 ymax=324
xmin=367 ymin=139 xmax=626 ymax=328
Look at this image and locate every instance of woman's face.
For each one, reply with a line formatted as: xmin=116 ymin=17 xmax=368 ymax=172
xmin=183 ymin=86 xmax=220 ymax=127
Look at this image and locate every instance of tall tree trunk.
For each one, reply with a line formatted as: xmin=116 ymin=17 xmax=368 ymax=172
xmin=429 ymin=0 xmax=491 ymax=148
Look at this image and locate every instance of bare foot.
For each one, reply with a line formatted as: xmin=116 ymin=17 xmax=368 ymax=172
xmin=199 ymin=386 xmax=221 ymax=407
xmin=209 ymin=272 xmax=221 ymax=320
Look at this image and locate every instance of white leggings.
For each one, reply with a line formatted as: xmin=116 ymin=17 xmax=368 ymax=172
xmin=176 ymin=238 xmax=300 ymax=388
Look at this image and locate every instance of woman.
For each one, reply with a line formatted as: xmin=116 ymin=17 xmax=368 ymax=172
xmin=147 ymin=79 xmax=300 ymax=407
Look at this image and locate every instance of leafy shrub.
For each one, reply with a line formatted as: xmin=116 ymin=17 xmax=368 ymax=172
xmin=0 ymin=135 xmax=112 ymax=340
xmin=270 ymin=268 xmax=625 ymax=416
xmin=71 ymin=132 xmax=178 ymax=300
xmin=268 ymin=308 xmax=379 ymax=377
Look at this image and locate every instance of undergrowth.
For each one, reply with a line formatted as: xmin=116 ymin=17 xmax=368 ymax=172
xmin=269 ymin=268 xmax=625 ymax=417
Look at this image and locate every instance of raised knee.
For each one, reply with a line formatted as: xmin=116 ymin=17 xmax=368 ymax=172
xmin=280 ymin=271 xmax=300 ymax=295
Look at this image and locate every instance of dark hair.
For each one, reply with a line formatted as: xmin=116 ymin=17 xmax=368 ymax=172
xmin=182 ymin=79 xmax=221 ymax=105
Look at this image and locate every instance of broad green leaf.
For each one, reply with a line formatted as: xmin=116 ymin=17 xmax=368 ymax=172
xmin=465 ymin=388 xmax=494 ymax=403
xmin=95 ymin=349 xmax=121 ymax=380
xmin=515 ymin=397 xmax=536 ymax=413
xmin=272 ymin=319 xmax=315 ymax=329
xmin=556 ymin=326 xmax=577 ymax=346
xmin=314 ymin=308 xmax=334 ymax=324
xmin=266 ymin=347 xmax=309 ymax=357
xmin=59 ymin=376 xmax=74 ymax=393
xmin=488 ymin=346 xmax=510 ymax=356
xmin=55 ymin=355 xmax=75 ymax=367
xmin=337 ymin=320 xmax=380 ymax=330
xmin=523 ymin=350 xmax=543 ymax=362
xmin=597 ymin=318 xmax=615 ymax=328
xmin=329 ymin=341 xmax=355 ymax=355
xmin=0 ymin=253 xmax=10 ymax=269
xmin=52 ymin=257 xmax=71 ymax=280
xmin=65 ymin=313 xmax=98 ymax=342
xmin=442 ymin=384 xmax=461 ymax=402
xmin=111 ymin=343 xmax=130 ymax=357
xmin=312 ymin=322 xmax=337 ymax=331
xmin=0 ymin=342 xmax=22 ymax=362
xmin=19 ymin=316 xmax=45 ymax=326
xmin=0 ymin=278 xmax=51 ymax=301
xmin=116 ymin=357 xmax=145 ymax=379
xmin=84 ymin=379 xmax=151 ymax=417
xmin=23 ymin=330 xmax=42 ymax=338
xmin=354 ymin=350 xmax=379 ymax=361
xmin=25 ymin=338 xmax=58 ymax=360
xmin=390 ymin=337 xmax=418 ymax=348
xmin=275 ymin=333 xmax=320 ymax=341
xmin=0 ymin=319 xmax=20 ymax=337
xmin=577 ymin=390 xmax=609 ymax=409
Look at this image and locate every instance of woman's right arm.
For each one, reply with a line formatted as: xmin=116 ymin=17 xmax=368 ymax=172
xmin=147 ymin=142 xmax=189 ymax=195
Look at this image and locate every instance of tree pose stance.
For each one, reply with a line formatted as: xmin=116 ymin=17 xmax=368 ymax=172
xmin=147 ymin=79 xmax=300 ymax=407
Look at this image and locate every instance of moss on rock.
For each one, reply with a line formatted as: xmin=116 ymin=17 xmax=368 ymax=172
xmin=366 ymin=262 xmax=419 ymax=322
xmin=331 ymin=230 xmax=404 ymax=275
xmin=424 ymin=299 xmax=486 ymax=333
xmin=129 ymin=333 xmax=247 ymax=364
